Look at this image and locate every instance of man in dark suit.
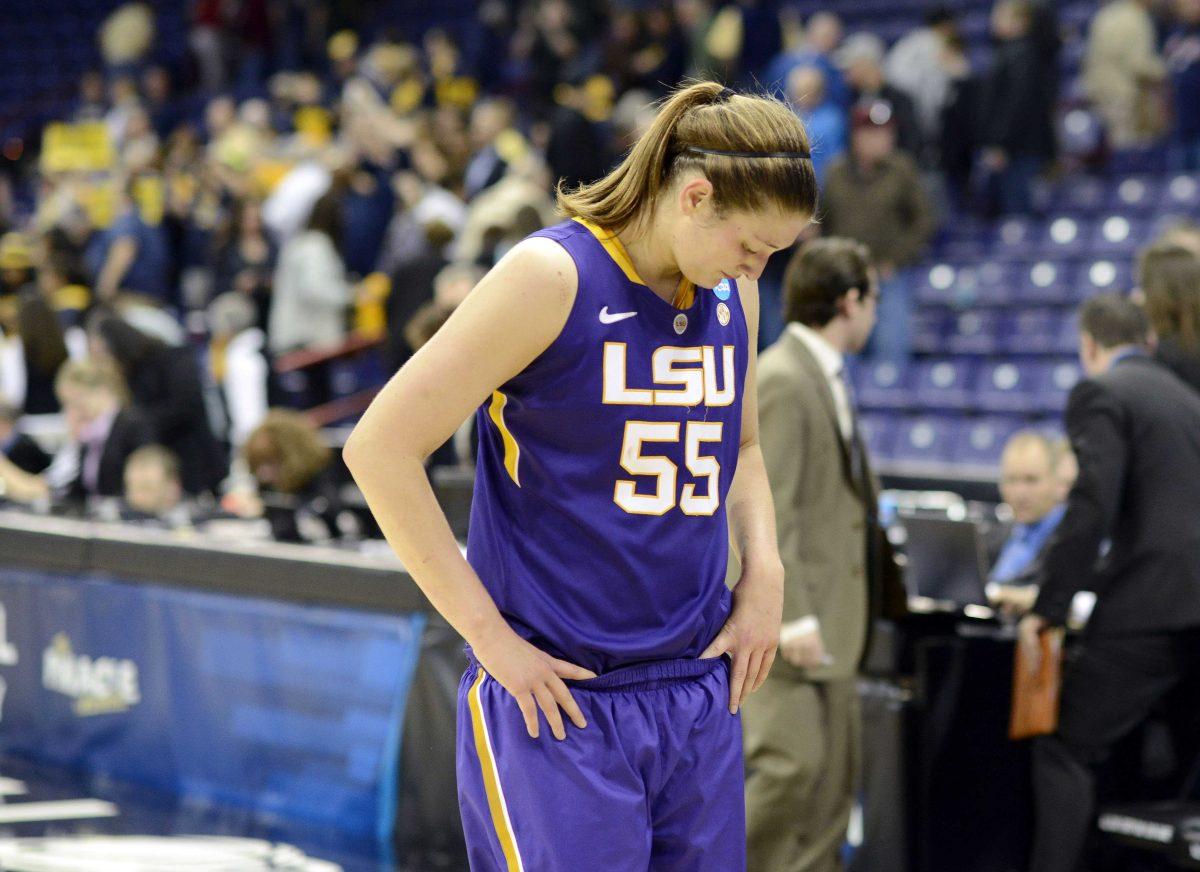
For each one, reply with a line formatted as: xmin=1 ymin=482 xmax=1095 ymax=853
xmin=0 ymin=359 xmax=152 ymax=505
xmin=1018 ymin=294 xmax=1200 ymax=871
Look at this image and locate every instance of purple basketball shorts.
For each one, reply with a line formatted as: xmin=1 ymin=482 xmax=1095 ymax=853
xmin=456 ymin=653 xmax=746 ymax=871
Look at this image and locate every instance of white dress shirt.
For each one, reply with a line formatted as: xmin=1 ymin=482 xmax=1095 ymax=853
xmin=788 ymin=322 xmax=853 ymax=442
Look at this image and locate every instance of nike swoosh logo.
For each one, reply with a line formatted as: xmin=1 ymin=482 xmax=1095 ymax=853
xmin=599 ymin=307 xmax=637 ymax=324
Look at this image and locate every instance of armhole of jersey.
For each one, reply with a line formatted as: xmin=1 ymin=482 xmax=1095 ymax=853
xmin=509 ymin=232 xmax=587 ymax=375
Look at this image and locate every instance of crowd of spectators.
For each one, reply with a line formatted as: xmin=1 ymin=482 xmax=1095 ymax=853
xmin=0 ymin=0 xmax=1194 ymax=545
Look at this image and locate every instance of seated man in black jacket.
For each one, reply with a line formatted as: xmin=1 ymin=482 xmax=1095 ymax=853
xmin=1017 ymin=295 xmax=1200 ymax=872
xmin=0 ymin=359 xmax=152 ymax=505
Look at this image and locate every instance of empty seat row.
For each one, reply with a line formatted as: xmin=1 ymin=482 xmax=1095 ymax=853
xmin=859 ymin=412 xmax=1064 ymax=470
xmin=911 ymin=308 xmax=1081 ymax=356
xmin=914 ymin=258 xmax=1131 ymax=307
xmin=934 ymin=212 xmax=1187 ymax=262
xmin=855 ymin=357 xmax=1082 ymax=413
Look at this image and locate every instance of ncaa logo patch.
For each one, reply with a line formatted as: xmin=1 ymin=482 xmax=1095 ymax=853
xmin=717 ymin=302 xmax=730 ymax=326
xmin=714 ymin=278 xmax=732 ymax=301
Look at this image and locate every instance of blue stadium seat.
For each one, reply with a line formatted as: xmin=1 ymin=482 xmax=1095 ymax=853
xmin=911 ymin=308 xmax=950 ymax=354
xmin=1055 ymin=175 xmax=1106 ymax=214
xmin=1078 ymin=259 xmax=1131 ymax=297
xmin=1152 ymin=212 xmax=1196 ymax=240
xmin=934 ymin=218 xmax=990 ymax=261
xmin=855 ymin=360 xmax=915 ymax=410
xmin=1163 ymin=174 xmax=1200 ymax=211
xmin=945 ymin=309 xmax=1005 ymax=355
xmin=1003 ymin=308 xmax=1071 ymax=354
xmin=1031 ymin=359 xmax=1083 ymax=412
xmin=914 ymin=358 xmax=978 ymax=409
xmin=950 ymin=416 xmax=1024 ymax=467
xmin=1106 ymin=176 xmax=1162 ymax=214
xmin=1059 ymin=108 xmax=1104 ymax=161
xmin=1089 ymin=214 xmax=1148 ymax=257
xmin=1038 ymin=215 xmax=1093 ymax=260
xmin=1013 ymin=260 xmax=1076 ymax=305
xmin=975 ymin=360 xmax=1041 ymax=412
xmin=892 ymin=415 xmax=958 ymax=466
xmin=915 ymin=263 xmax=960 ymax=306
xmin=974 ymin=261 xmax=1022 ymax=307
xmin=858 ymin=412 xmax=898 ymax=461
xmin=1053 ymin=310 xmax=1082 ymax=354
xmin=992 ymin=216 xmax=1039 ymax=262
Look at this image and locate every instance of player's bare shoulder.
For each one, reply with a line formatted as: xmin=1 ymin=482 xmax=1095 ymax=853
xmin=478 ymin=236 xmax=579 ymax=319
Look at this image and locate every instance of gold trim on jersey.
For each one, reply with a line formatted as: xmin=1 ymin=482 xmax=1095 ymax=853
xmin=573 ymin=218 xmax=696 ymax=311
xmin=488 ymin=391 xmax=522 ymax=485
xmin=469 ymin=669 xmax=525 ymax=871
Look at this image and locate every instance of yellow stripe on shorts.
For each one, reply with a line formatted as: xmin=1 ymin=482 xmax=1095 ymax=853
xmin=469 ymin=669 xmax=525 ymax=871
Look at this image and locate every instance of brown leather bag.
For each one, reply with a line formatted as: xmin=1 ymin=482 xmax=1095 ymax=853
xmin=1010 ymin=629 xmax=1064 ymax=741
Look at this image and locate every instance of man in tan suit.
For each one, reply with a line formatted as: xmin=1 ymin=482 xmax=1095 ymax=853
xmin=743 ymin=237 xmax=881 ymax=872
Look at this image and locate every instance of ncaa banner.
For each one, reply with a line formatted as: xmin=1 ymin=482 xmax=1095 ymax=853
xmin=0 ymin=567 xmax=425 ymax=842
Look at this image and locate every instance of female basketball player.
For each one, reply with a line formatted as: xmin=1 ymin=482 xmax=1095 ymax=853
xmin=345 ymin=81 xmax=817 ymax=870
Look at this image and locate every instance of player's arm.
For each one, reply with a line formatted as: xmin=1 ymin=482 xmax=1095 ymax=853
xmin=344 ymin=238 xmax=595 ymax=740
xmin=700 ymin=278 xmax=785 ymax=712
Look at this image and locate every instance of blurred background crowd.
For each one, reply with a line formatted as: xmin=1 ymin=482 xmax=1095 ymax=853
xmin=0 ymin=0 xmax=1194 ymax=546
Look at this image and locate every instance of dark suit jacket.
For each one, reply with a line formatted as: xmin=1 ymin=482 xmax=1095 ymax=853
xmin=126 ymin=346 xmax=228 ymax=495
xmin=5 ymin=433 xmax=50 ymax=475
xmin=1156 ymin=337 xmax=1200 ymax=397
xmin=1034 ymin=355 xmax=1200 ymax=632
xmin=64 ymin=408 xmax=154 ymax=503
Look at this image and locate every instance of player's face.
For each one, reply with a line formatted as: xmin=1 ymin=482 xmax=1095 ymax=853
xmin=677 ymin=187 xmax=810 ymax=288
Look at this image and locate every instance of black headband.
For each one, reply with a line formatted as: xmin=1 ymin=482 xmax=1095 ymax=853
xmin=685 ymin=145 xmax=812 ymax=160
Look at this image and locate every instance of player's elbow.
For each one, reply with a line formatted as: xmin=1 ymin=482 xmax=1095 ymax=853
xmin=343 ymin=416 xmax=428 ymax=480
xmin=342 ymin=421 xmax=383 ymax=481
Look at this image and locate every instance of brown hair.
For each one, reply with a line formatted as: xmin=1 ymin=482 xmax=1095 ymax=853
xmin=1079 ymin=293 xmax=1150 ymax=350
xmin=242 ymin=409 xmax=331 ymax=494
xmin=1138 ymin=241 xmax=1200 ymax=353
xmin=556 ymin=81 xmax=818 ymax=233
xmin=782 ymin=237 xmax=874 ymax=327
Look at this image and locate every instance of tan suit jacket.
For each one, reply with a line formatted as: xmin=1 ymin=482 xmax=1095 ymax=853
xmin=756 ymin=329 xmax=873 ymax=683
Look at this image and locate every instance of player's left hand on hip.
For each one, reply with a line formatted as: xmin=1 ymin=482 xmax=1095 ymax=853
xmin=700 ymin=558 xmax=784 ymax=714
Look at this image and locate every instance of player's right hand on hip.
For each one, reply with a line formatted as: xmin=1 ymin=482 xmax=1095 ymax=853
xmin=473 ymin=628 xmax=596 ymax=741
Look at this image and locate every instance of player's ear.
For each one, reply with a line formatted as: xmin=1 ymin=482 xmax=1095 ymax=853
xmin=839 ymin=287 xmax=861 ymax=317
xmin=678 ymin=177 xmax=714 ymax=216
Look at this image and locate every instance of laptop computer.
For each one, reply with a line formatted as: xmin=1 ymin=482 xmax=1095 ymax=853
xmin=900 ymin=515 xmax=992 ymax=608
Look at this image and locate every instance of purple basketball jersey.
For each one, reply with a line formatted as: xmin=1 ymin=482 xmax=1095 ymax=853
xmin=466 ymin=219 xmax=749 ymax=673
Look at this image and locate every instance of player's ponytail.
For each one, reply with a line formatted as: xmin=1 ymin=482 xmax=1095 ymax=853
xmin=557 ymin=80 xmax=818 ymax=232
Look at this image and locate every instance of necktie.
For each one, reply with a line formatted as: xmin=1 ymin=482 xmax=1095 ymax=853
xmin=836 ymin=366 xmax=867 ymax=493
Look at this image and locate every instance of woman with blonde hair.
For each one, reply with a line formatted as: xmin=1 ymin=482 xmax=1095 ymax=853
xmin=345 ymin=81 xmax=817 ymax=869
